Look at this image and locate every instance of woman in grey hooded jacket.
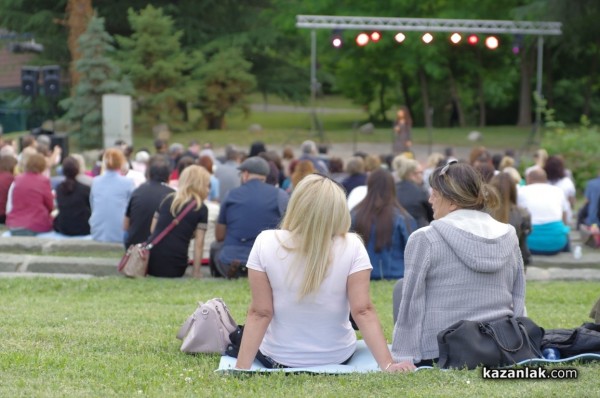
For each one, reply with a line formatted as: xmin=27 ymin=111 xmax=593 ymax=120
xmin=391 ymin=160 xmax=526 ymax=366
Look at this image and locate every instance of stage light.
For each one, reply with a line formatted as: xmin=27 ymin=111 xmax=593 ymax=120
xmin=332 ymin=37 xmax=343 ymax=48
xmin=467 ymin=35 xmax=479 ymax=45
xmin=485 ymin=36 xmax=499 ymax=50
xmin=370 ymin=31 xmax=381 ymax=42
xmin=394 ymin=33 xmax=406 ymax=43
xmin=450 ymin=33 xmax=462 ymax=44
xmin=422 ymin=33 xmax=433 ymax=44
xmin=356 ymin=33 xmax=369 ymax=46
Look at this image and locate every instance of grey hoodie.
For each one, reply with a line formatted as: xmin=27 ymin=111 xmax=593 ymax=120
xmin=392 ymin=209 xmax=526 ymax=363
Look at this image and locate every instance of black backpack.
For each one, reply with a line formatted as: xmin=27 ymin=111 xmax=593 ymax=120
xmin=541 ymin=323 xmax=600 ymax=357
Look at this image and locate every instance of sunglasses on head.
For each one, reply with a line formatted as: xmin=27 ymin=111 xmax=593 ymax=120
xmin=440 ymin=159 xmax=458 ymax=176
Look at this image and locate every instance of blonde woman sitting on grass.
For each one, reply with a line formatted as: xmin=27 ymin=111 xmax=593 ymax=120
xmin=235 ymin=174 xmax=414 ymax=372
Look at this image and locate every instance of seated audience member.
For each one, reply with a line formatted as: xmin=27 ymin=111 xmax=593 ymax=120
xmin=342 ymin=157 xmax=367 ymax=197
xmin=199 ymin=155 xmax=220 ymax=201
xmin=6 ymin=153 xmax=54 ymax=236
xmin=169 ymin=156 xmax=196 ymax=189
xmin=298 ymin=140 xmax=328 ymax=174
xmin=422 ymin=152 xmax=445 ymax=192
xmin=364 ymin=154 xmax=381 ymax=174
xmin=53 ymin=156 xmax=91 ymax=236
xmin=249 ymin=141 xmax=266 ymax=158
xmin=391 ymin=160 xmax=525 ymax=366
xmin=287 ymin=159 xmax=314 ymax=194
xmin=525 ymin=148 xmax=548 ymax=177
xmin=262 ymin=150 xmax=287 ymax=187
xmin=147 ymin=165 xmax=210 ymax=278
xmin=394 ymin=156 xmax=433 ymax=228
xmin=0 ymin=155 xmax=17 ymax=224
xmin=580 ymin=170 xmax=600 ymax=228
xmin=124 ymin=155 xmax=174 ymax=248
xmin=211 ymin=157 xmax=289 ymax=278
xmin=71 ymin=154 xmax=94 ymax=186
xmin=328 ymin=157 xmax=347 ymax=184
xmin=89 ymin=148 xmax=135 ymax=243
xmin=235 ymin=174 xmax=414 ymax=373
xmin=517 ymin=168 xmax=570 ymax=255
xmin=544 ymin=155 xmax=576 ymax=224
xmin=214 ymin=146 xmax=241 ymax=201
xmin=351 ymin=169 xmax=416 ymax=280
xmin=490 ymin=172 xmax=532 ymax=267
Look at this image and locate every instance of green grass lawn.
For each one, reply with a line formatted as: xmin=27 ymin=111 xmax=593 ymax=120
xmin=0 ymin=278 xmax=597 ymax=397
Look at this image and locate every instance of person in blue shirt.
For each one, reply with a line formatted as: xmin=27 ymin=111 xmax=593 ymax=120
xmin=211 ymin=157 xmax=289 ymax=278
xmin=351 ymin=169 xmax=416 ymax=280
xmin=89 ymin=148 xmax=135 ymax=243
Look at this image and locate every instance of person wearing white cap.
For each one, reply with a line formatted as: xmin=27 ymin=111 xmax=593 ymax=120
xmin=211 ymin=156 xmax=289 ymax=278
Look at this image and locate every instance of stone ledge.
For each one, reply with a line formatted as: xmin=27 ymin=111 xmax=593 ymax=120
xmin=0 ymin=236 xmax=123 ymax=254
xmin=24 ymin=256 xmax=119 ymax=276
xmin=526 ymin=266 xmax=600 ymax=281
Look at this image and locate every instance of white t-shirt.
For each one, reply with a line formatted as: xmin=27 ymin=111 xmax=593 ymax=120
xmin=551 ymin=177 xmax=576 ymax=221
xmin=246 ymin=229 xmax=372 ymax=367
xmin=517 ymin=183 xmax=569 ymax=225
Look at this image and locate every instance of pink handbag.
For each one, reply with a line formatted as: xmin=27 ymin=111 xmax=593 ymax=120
xmin=176 ymin=298 xmax=237 ymax=354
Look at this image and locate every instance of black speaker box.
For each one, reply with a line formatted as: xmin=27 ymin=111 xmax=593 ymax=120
xmin=41 ymin=65 xmax=60 ymax=97
xmin=21 ymin=66 xmax=40 ymax=97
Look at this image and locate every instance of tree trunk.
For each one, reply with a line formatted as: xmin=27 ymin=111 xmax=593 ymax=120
xmin=448 ymin=69 xmax=465 ymax=127
xmin=400 ymin=76 xmax=414 ymax=121
xmin=583 ymin=45 xmax=599 ymax=117
xmin=418 ymin=67 xmax=433 ymax=129
xmin=517 ymin=43 xmax=535 ymax=127
xmin=66 ymin=0 xmax=93 ymax=89
xmin=378 ymin=79 xmax=387 ymax=122
xmin=207 ymin=114 xmax=225 ymax=130
xmin=477 ymin=74 xmax=486 ymax=127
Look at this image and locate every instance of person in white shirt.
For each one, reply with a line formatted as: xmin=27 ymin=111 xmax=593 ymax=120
xmin=235 ymin=174 xmax=414 ymax=372
xmin=517 ymin=168 xmax=570 ymax=254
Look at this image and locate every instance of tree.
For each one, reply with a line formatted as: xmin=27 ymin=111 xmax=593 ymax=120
xmin=59 ymin=15 xmax=132 ymax=149
xmin=116 ymin=5 xmax=198 ymax=133
xmin=194 ymin=48 xmax=256 ymax=130
xmin=65 ymin=0 xmax=93 ymax=88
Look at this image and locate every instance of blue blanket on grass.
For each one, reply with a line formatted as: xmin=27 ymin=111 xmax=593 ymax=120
xmin=215 ymin=340 xmax=600 ymax=374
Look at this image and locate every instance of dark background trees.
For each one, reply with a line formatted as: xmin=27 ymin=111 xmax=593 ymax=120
xmin=0 ymin=0 xmax=598 ymax=131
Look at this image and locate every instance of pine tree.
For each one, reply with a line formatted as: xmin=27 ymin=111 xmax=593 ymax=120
xmin=116 ymin=5 xmax=198 ymax=133
xmin=195 ymin=48 xmax=256 ymax=130
xmin=60 ymin=15 xmax=132 ymax=149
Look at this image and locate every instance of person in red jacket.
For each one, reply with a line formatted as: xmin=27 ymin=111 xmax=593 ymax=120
xmin=6 ymin=153 xmax=54 ymax=235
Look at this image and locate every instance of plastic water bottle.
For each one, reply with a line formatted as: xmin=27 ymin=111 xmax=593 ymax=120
xmin=542 ymin=348 xmax=561 ymax=360
xmin=573 ymin=245 xmax=582 ymax=260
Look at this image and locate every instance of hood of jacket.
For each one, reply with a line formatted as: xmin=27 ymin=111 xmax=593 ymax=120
xmin=430 ymin=209 xmax=515 ymax=273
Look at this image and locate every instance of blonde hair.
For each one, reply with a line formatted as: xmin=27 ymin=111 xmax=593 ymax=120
xmin=169 ymin=165 xmax=210 ymax=216
xmin=280 ymin=174 xmax=351 ymax=299
xmin=364 ymin=155 xmax=381 ymax=172
xmin=393 ymin=155 xmax=419 ymax=181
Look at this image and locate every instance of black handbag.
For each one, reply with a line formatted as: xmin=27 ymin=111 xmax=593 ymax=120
xmin=437 ymin=316 xmax=544 ymax=369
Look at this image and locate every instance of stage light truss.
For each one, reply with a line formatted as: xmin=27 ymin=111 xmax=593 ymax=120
xmin=296 ymin=15 xmax=562 ymax=36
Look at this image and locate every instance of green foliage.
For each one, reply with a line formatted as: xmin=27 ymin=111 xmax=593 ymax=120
xmin=539 ymin=94 xmax=600 ymax=192
xmin=59 ymin=16 xmax=132 ymax=149
xmin=194 ymin=48 xmax=256 ymax=130
xmin=116 ymin=5 xmax=199 ymax=133
xmin=0 ymin=277 xmax=598 ymax=397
